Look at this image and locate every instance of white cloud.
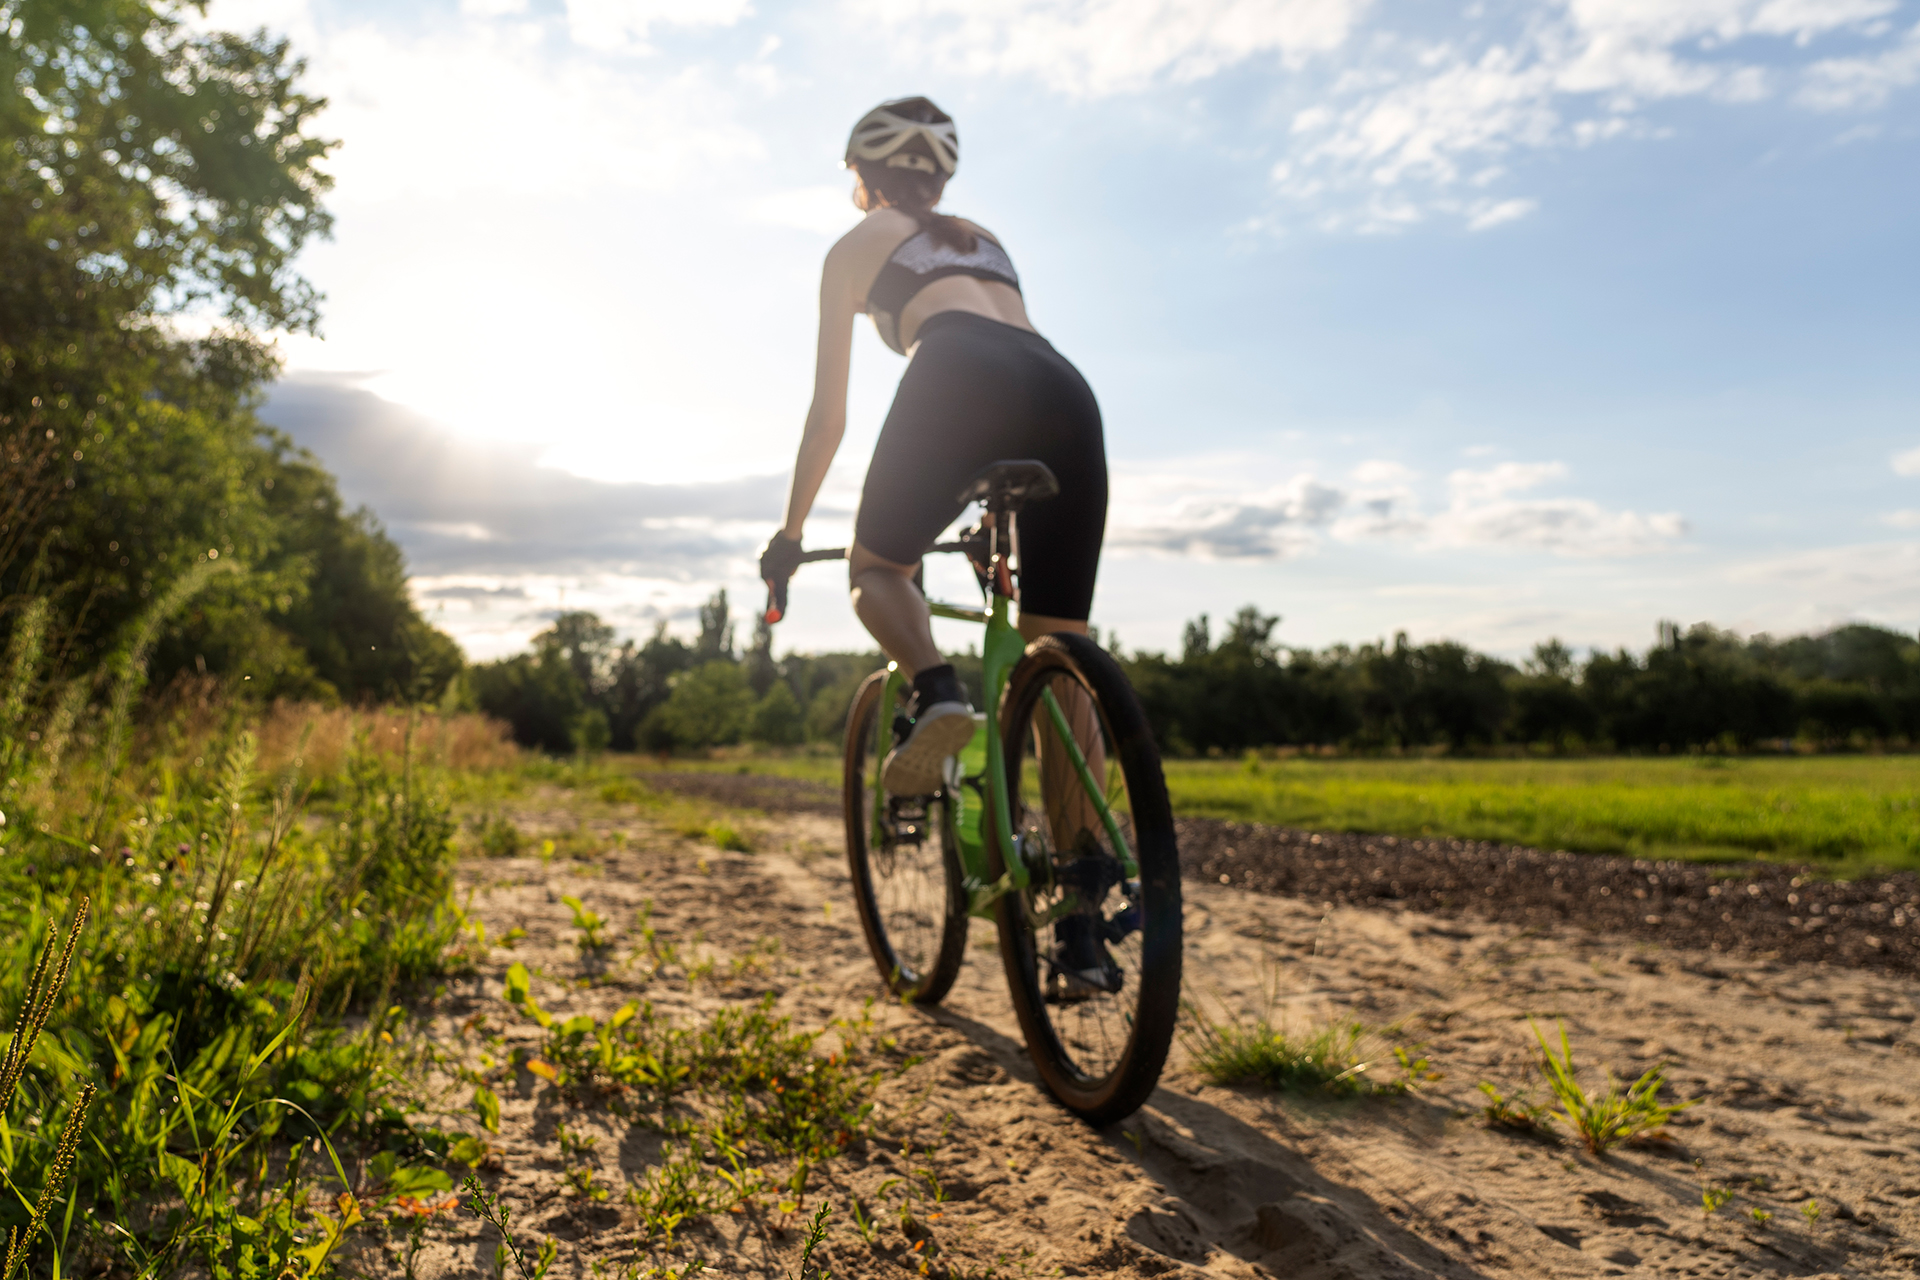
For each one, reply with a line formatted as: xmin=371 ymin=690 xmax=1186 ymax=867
xmin=1884 ymin=510 xmax=1920 ymax=528
xmin=1892 ymin=444 xmax=1920 ymax=475
xmin=1266 ymin=0 xmax=1908 ymax=230
xmin=1446 ymin=461 xmax=1567 ymax=506
xmin=853 ymin=0 xmax=1369 ymax=97
xmin=311 ymin=27 xmax=762 ymax=202
xmin=565 ymin=0 xmax=755 ymax=54
xmin=1109 ymin=473 xmax=1345 ymax=558
xmin=748 ymin=185 xmax=863 ymax=236
xmin=1798 ymin=20 xmax=1920 ymax=108
xmin=1107 ymin=456 xmax=1685 ymax=559
xmin=1429 ymin=462 xmax=1687 ymax=554
xmin=1350 ymin=458 xmax=1414 ymax=484
xmin=1730 ymin=539 xmax=1920 ymax=595
xmin=1467 ymin=197 xmax=1538 ymax=230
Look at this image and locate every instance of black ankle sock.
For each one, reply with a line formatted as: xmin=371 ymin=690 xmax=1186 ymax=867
xmin=912 ymin=663 xmax=955 ymax=693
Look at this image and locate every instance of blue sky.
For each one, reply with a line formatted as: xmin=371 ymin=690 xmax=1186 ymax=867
xmin=224 ymin=0 xmax=1920 ymax=660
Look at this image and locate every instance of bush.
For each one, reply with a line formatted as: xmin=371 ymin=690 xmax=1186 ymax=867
xmin=0 ymin=597 xmax=470 ymax=1274
xmin=646 ymin=661 xmax=755 ymax=750
xmin=749 ymin=680 xmax=806 ymax=745
xmin=470 ymin=649 xmax=585 ymax=752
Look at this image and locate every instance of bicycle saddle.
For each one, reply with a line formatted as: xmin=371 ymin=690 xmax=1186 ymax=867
xmin=956 ymin=460 xmax=1059 ymax=512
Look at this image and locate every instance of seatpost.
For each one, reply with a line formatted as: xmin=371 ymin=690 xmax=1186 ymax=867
xmin=991 ymin=504 xmax=1016 ymax=599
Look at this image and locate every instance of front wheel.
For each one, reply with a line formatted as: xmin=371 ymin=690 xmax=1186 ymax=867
xmin=843 ymin=668 xmax=968 ymax=1003
xmin=989 ymin=633 xmax=1182 ymax=1125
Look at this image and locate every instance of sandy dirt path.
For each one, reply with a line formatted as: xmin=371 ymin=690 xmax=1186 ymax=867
xmin=394 ymin=793 xmax=1920 ymax=1279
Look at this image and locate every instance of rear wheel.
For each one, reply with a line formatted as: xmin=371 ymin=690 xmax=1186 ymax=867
xmin=989 ymin=634 xmax=1182 ymax=1125
xmin=843 ymin=668 xmax=968 ymax=1003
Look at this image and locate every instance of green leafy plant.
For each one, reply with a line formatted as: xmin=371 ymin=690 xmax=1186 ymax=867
xmin=1749 ymin=1207 xmax=1772 ymax=1226
xmin=1392 ymin=1044 xmax=1442 ymax=1090
xmin=1702 ymin=1186 xmax=1733 ymax=1216
xmin=465 ymin=1175 xmax=558 ymax=1280
xmin=1478 ymin=1081 xmax=1558 ymax=1136
xmin=473 ymin=814 xmax=523 ymax=857
xmin=1801 ymin=1199 xmax=1820 ymax=1228
xmin=563 ymin=894 xmax=611 ymax=954
xmin=793 ymin=1198 xmax=832 ymax=1279
xmin=1529 ymin=1019 xmax=1699 ymax=1154
xmin=1184 ymin=1015 xmax=1379 ymax=1095
xmin=705 ymin=821 xmax=749 ymax=853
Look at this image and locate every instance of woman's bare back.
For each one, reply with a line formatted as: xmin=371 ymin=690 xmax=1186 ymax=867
xmin=826 ymin=207 xmax=1034 ymax=352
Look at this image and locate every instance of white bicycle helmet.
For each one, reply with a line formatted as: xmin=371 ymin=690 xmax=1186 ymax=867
xmin=845 ymin=98 xmax=958 ymax=176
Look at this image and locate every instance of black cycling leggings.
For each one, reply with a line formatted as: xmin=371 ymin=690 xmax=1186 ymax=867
xmin=855 ymin=311 xmax=1107 ymax=621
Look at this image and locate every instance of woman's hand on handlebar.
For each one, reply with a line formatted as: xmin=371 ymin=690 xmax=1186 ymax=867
xmin=760 ymin=531 xmax=805 ymax=624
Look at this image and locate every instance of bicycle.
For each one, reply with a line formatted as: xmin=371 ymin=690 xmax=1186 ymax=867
xmin=764 ymin=459 xmax=1183 ymax=1125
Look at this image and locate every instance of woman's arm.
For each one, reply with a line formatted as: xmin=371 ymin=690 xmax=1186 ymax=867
xmin=779 ymin=242 xmax=860 ymax=540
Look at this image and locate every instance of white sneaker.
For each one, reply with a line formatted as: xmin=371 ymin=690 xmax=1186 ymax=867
xmin=883 ymin=703 xmax=975 ymax=795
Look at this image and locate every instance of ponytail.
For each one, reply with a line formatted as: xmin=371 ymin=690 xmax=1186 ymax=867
xmin=852 ymin=162 xmax=977 ymax=254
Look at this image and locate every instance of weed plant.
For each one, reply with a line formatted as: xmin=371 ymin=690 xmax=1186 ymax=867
xmin=0 ymin=588 xmax=482 ymax=1275
xmin=1179 ymin=933 xmax=1421 ymax=1096
xmin=1477 ymin=1081 xmax=1558 ymax=1136
xmin=1530 ymin=1019 xmax=1698 ymax=1154
xmin=1185 ymin=1016 xmax=1385 ymax=1094
xmin=496 ymin=962 xmax=895 ymax=1248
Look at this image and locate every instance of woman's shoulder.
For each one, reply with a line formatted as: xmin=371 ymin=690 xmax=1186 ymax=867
xmin=830 ymin=207 xmax=919 ymax=257
xmin=950 ymin=217 xmax=1004 ymax=248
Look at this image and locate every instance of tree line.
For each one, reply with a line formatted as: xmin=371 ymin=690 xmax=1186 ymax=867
xmin=1123 ymin=608 xmax=1920 ymax=754
xmin=460 ymin=591 xmax=882 ymax=753
xmin=467 ymin=596 xmax=1920 ymax=756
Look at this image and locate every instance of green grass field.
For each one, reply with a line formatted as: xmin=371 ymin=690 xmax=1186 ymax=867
xmin=1165 ymin=755 xmax=1920 ymax=870
xmin=655 ymin=748 xmax=1920 ymax=871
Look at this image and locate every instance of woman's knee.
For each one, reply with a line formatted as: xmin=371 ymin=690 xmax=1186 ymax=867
xmin=848 ymin=541 xmax=918 ymax=591
xmin=1018 ymin=612 xmax=1090 ymax=643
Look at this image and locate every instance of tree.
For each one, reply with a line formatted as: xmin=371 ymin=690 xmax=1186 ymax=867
xmin=537 ymin=612 xmax=616 ymax=697
xmin=749 ymin=680 xmax=805 ymax=745
xmin=646 ymin=660 xmax=753 ymax=750
xmin=1511 ymin=640 xmax=1595 ymax=748
xmin=1181 ymin=614 xmax=1210 ymax=661
xmin=744 ymin=613 xmax=779 ymax=696
xmin=697 ymin=589 xmax=734 ymax=661
xmin=1 ymin=0 xmax=459 ymax=701
xmin=2 ymin=0 xmax=334 ymax=336
xmin=469 ymin=648 xmax=584 ymax=752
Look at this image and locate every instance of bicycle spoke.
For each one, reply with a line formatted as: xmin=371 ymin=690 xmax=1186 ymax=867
xmin=844 ymin=669 xmax=966 ymax=1003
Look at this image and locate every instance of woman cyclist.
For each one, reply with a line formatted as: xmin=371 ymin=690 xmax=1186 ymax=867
xmin=760 ymin=96 xmax=1108 ymax=805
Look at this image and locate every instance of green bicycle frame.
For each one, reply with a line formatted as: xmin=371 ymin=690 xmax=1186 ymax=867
xmin=870 ymin=583 xmax=1136 ymax=921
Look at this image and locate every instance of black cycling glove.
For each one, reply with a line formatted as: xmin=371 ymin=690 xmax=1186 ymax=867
xmin=760 ymin=531 xmax=804 ymax=584
xmin=760 ymin=532 xmax=805 ymax=623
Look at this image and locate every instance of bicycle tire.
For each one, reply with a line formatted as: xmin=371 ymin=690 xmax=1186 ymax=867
xmin=988 ymin=633 xmax=1182 ymax=1125
xmin=843 ymin=668 xmax=969 ymax=1003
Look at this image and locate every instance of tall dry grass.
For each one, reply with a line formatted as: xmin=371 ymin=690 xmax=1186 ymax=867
xmin=254 ymin=701 xmax=521 ymax=776
xmin=128 ymin=680 xmax=521 ymax=779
